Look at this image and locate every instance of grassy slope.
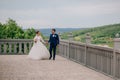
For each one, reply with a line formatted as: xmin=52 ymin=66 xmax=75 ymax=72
xmin=61 ymin=23 xmax=120 ymax=47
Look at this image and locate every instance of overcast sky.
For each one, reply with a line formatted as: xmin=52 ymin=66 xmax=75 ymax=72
xmin=0 ymin=0 xmax=120 ymax=29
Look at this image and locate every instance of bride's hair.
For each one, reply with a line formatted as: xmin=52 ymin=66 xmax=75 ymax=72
xmin=36 ymin=31 xmax=40 ymax=34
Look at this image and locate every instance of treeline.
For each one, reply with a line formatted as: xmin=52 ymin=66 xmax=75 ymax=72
xmin=61 ymin=23 xmax=120 ymax=47
xmin=0 ymin=19 xmax=36 ymax=39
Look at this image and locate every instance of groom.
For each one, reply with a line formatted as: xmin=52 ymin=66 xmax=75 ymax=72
xmin=48 ymin=29 xmax=59 ymax=60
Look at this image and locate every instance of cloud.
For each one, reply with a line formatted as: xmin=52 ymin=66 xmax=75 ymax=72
xmin=57 ymin=1 xmax=120 ymax=17
xmin=0 ymin=0 xmax=120 ymax=28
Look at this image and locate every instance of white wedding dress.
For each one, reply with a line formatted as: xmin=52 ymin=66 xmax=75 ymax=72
xmin=28 ymin=35 xmax=50 ymax=60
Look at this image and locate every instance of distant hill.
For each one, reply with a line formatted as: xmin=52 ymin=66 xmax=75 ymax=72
xmin=23 ymin=28 xmax=85 ymax=36
xmin=61 ymin=23 xmax=120 ymax=47
xmin=39 ymin=28 xmax=85 ymax=36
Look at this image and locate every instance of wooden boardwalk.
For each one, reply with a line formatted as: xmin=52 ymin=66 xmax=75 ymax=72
xmin=0 ymin=55 xmax=114 ymax=80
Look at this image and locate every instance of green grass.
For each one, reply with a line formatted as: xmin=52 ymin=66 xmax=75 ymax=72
xmin=61 ymin=23 xmax=120 ymax=47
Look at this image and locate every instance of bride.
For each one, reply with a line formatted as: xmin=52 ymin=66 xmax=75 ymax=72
xmin=28 ymin=31 xmax=50 ymax=60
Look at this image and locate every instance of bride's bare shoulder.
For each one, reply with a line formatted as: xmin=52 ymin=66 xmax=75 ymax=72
xmin=39 ymin=35 xmax=43 ymax=38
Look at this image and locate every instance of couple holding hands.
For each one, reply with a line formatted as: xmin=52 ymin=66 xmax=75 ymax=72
xmin=28 ymin=29 xmax=59 ymax=60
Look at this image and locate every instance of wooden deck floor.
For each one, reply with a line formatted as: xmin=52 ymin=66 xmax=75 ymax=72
xmin=0 ymin=55 xmax=114 ymax=80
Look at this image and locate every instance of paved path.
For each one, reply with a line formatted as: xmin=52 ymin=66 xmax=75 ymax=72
xmin=0 ymin=55 xmax=114 ymax=80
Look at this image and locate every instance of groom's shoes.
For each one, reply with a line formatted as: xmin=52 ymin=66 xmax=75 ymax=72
xmin=49 ymin=57 xmax=52 ymax=60
xmin=49 ymin=57 xmax=55 ymax=60
xmin=53 ymin=58 xmax=55 ymax=60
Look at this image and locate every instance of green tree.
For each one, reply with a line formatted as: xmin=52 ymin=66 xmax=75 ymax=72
xmin=2 ymin=18 xmax=24 ymax=39
xmin=0 ymin=18 xmax=39 ymax=39
xmin=24 ymin=28 xmax=36 ymax=39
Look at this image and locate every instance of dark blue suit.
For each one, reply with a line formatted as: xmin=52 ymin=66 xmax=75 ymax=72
xmin=48 ymin=34 xmax=59 ymax=60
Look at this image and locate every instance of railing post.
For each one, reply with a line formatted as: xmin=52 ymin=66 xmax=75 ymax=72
xmin=4 ymin=42 xmax=7 ymax=54
xmin=58 ymin=33 xmax=61 ymax=56
xmin=0 ymin=43 xmax=1 ymax=53
xmin=19 ymin=42 xmax=22 ymax=54
xmin=85 ymin=33 xmax=91 ymax=65
xmin=9 ymin=42 xmax=12 ymax=53
xmin=14 ymin=43 xmax=17 ymax=53
xmin=68 ymin=32 xmax=73 ymax=41
xmin=85 ymin=33 xmax=91 ymax=44
xmin=113 ymin=33 xmax=120 ymax=78
xmin=24 ymin=42 xmax=27 ymax=54
xmin=58 ymin=32 xmax=61 ymax=40
xmin=68 ymin=32 xmax=73 ymax=59
xmin=29 ymin=42 xmax=32 ymax=51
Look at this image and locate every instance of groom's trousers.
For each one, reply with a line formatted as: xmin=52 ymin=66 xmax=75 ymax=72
xmin=49 ymin=44 xmax=57 ymax=60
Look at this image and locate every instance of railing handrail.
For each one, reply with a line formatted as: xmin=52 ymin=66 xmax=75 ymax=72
xmin=0 ymin=39 xmax=33 ymax=42
xmin=61 ymin=39 xmax=114 ymax=51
